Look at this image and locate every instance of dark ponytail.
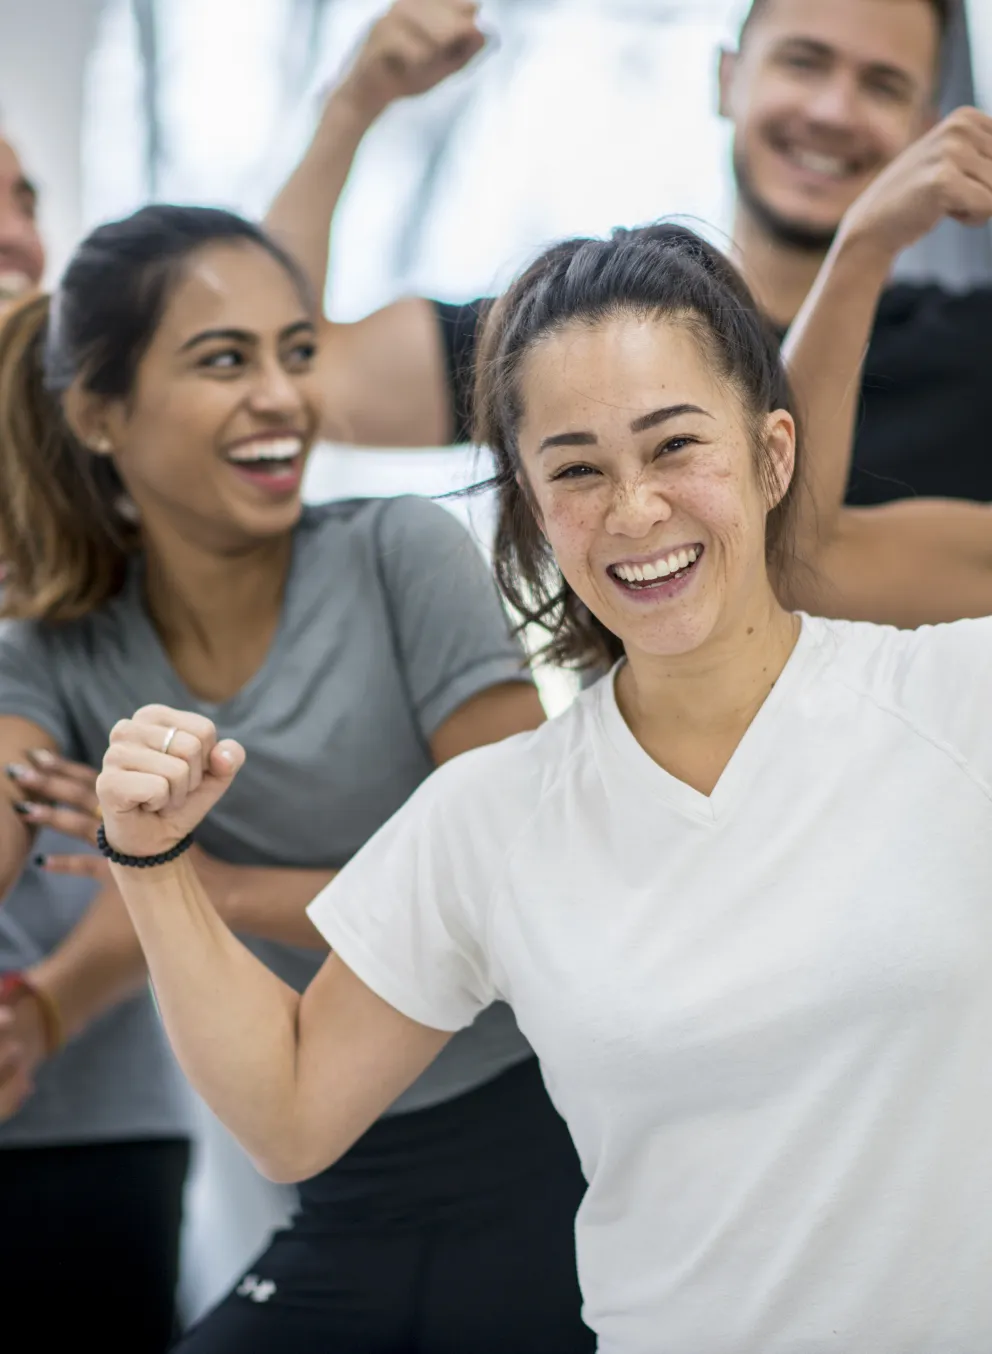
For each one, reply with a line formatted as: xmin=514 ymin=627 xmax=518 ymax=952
xmin=0 ymin=204 xmax=311 ymax=622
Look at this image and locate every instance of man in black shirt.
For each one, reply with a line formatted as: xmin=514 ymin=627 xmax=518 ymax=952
xmin=269 ymin=0 xmax=991 ymax=507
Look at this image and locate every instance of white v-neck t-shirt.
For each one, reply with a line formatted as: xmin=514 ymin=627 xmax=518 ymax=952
xmin=309 ymin=614 xmax=992 ymax=1353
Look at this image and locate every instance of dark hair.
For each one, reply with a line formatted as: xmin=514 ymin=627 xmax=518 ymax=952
xmin=473 ymin=223 xmax=801 ymax=671
xmin=0 ymin=204 xmax=312 ymax=622
xmin=739 ymin=0 xmax=954 ymax=51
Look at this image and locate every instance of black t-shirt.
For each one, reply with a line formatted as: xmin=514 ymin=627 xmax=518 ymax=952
xmin=435 ymin=285 xmax=992 ymax=506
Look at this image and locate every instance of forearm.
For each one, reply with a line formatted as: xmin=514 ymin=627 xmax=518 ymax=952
xmin=0 ymin=807 xmax=30 ymax=903
xmin=265 ymin=87 xmax=381 ymax=310
xmin=27 ymin=885 xmax=146 ymax=1040
xmin=781 ymin=230 xmax=893 ymax=560
xmin=111 ymin=854 xmax=308 ymax=1171
xmin=221 ymin=864 xmax=336 ymax=949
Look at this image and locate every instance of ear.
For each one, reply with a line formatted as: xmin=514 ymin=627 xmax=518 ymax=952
xmin=717 ymin=47 xmax=738 ymax=120
xmin=61 ymin=383 xmax=117 ymax=456
xmin=763 ymin=410 xmax=796 ymax=509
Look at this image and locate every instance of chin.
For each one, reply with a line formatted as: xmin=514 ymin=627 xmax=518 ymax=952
xmin=611 ymin=609 xmax=719 ymax=662
xmin=232 ymin=494 xmax=305 ymax=541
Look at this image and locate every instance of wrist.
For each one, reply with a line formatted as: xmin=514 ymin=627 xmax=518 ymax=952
xmin=830 ymin=217 xmax=901 ymax=278
xmin=323 ymin=80 xmax=390 ymax=134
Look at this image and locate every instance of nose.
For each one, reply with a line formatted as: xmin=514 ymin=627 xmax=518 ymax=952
xmin=247 ymin=357 xmax=307 ymax=420
xmin=803 ymin=70 xmax=861 ymax=131
xmin=603 ymin=474 xmax=673 ymax=539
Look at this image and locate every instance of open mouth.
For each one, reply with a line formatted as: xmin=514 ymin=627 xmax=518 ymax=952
xmin=0 ymin=271 xmax=32 ymax=303
xmin=224 ymin=436 xmax=306 ymax=492
xmin=768 ymin=134 xmax=867 ymax=185
xmin=608 ymin=544 xmax=704 ymax=594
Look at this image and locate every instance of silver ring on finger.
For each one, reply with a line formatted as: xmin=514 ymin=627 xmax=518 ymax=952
xmin=161 ymin=726 xmax=178 ymax=756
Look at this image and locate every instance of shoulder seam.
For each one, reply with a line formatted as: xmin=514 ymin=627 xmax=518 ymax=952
xmin=479 ymin=716 xmax=593 ymax=973
xmin=828 ymin=666 xmax=992 ymax=807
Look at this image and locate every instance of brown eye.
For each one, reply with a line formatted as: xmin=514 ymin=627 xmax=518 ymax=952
xmin=551 ymin=464 xmax=598 ymax=482
xmin=200 ymin=350 xmax=243 ymax=370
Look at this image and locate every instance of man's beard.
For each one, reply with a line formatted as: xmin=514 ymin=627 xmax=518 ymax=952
xmin=734 ymin=145 xmax=840 ymax=254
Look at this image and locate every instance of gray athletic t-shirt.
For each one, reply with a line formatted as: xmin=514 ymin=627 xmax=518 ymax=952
xmin=0 ymin=496 xmax=535 ymax=1115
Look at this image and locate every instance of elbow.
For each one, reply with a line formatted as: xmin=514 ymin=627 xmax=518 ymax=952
xmin=252 ymin=1142 xmax=343 ymax=1186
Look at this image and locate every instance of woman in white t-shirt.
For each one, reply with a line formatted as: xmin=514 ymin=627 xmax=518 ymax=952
xmin=91 ymin=223 xmax=992 ymax=1354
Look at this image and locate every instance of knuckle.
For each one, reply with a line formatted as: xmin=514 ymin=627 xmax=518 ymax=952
xmin=108 ymin=719 xmax=133 ymax=745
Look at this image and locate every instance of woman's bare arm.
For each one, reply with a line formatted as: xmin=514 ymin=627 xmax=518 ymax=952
xmin=97 ymin=707 xmax=450 ymax=1182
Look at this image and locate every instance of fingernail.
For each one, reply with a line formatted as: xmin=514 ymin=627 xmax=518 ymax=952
xmin=33 ymin=855 xmax=47 ymax=867
xmin=5 ymin=763 xmax=31 ymax=782
xmin=26 ymin=749 xmax=56 ymax=767
xmin=13 ymin=801 xmax=38 ymax=817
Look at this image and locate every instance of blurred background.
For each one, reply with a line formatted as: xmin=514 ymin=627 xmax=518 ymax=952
xmin=1 ymin=0 xmax=990 ymax=1324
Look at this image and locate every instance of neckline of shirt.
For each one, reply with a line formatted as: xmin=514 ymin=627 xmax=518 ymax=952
xmin=592 ymin=613 xmax=827 ymax=823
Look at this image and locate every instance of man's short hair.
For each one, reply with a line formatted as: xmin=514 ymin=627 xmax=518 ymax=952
xmin=738 ymin=0 xmax=955 ymax=49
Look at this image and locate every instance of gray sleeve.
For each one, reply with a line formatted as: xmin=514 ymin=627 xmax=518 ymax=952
xmin=374 ymin=496 xmax=532 ymax=739
xmin=0 ymin=621 xmax=75 ymax=752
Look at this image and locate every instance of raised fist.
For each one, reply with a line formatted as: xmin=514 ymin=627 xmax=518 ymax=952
xmin=840 ymin=107 xmax=992 ymax=259
xmin=338 ymin=0 xmax=486 ymax=118
xmin=96 ymin=706 xmax=244 ymax=860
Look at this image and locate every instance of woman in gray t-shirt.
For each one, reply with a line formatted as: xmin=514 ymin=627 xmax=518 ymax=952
xmin=0 ymin=205 xmax=591 ymax=1351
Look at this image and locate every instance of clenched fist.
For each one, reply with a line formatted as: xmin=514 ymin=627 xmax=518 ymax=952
xmin=839 ymin=107 xmax=992 ymax=260
xmin=338 ymin=0 xmax=487 ymax=119
xmin=96 ymin=706 xmax=244 ymax=860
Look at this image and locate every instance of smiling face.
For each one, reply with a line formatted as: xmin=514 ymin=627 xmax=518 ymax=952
xmin=515 ymin=313 xmax=795 ymax=662
xmin=91 ymin=240 xmax=322 ymax=552
xmin=0 ymin=137 xmax=44 ymax=307
xmin=721 ymin=0 xmax=940 ymax=250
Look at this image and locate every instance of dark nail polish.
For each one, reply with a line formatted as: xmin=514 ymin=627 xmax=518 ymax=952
xmin=33 ymin=855 xmax=47 ymax=867
xmin=5 ymin=763 xmax=28 ymax=781
xmin=13 ymin=801 xmax=33 ymax=815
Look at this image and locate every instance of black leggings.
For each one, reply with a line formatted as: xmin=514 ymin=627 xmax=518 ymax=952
xmin=0 ymin=1137 xmax=190 ymax=1349
xmin=176 ymin=1058 xmax=593 ymax=1354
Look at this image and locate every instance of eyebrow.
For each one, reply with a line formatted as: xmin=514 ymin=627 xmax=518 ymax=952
xmin=775 ymin=37 xmax=916 ymax=95
xmin=178 ymin=319 xmax=315 ymax=354
xmin=538 ymin=403 xmax=713 ymax=452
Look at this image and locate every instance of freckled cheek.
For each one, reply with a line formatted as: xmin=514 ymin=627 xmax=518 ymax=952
xmin=541 ymin=500 xmax=604 ymax=574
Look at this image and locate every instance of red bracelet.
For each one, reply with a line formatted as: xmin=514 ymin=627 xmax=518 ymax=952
xmin=0 ymin=971 xmax=64 ymax=1055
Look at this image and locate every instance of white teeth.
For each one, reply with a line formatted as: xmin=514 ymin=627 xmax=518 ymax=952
xmin=0 ymin=271 xmax=31 ymax=301
xmin=792 ymin=149 xmax=849 ymax=178
xmin=227 ymin=437 xmax=302 ymax=464
xmin=613 ymin=547 xmax=702 ymax=585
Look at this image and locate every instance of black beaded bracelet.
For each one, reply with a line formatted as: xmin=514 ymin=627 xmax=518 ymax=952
xmin=96 ymin=822 xmax=195 ymax=868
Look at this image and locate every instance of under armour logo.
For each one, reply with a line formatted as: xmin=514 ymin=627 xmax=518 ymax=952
xmin=236 ymin=1274 xmax=277 ymax=1303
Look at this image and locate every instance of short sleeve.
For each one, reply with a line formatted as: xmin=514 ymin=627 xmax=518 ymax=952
xmin=0 ymin=621 xmax=74 ymax=751
xmin=433 ymin=299 xmax=488 ymax=445
xmin=374 ymin=495 xmax=531 ymax=740
xmin=307 ymin=761 xmax=497 ymax=1031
